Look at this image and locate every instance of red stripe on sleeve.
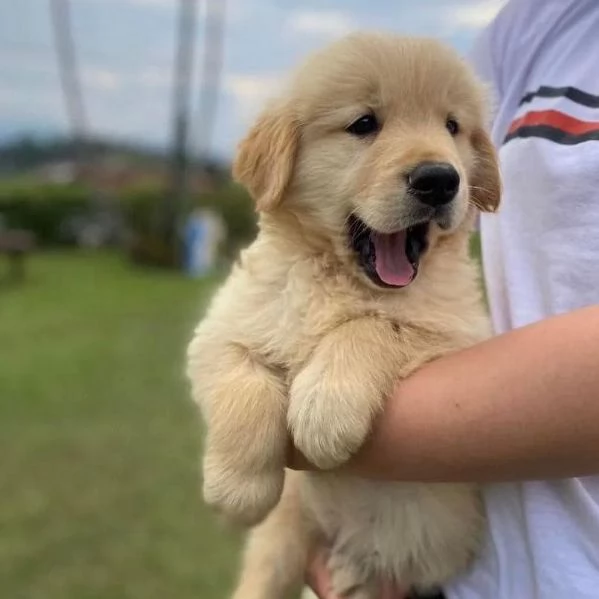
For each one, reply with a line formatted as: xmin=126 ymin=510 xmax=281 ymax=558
xmin=508 ymin=110 xmax=599 ymax=135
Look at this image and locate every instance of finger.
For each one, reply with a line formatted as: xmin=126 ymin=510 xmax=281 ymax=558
xmin=380 ymin=579 xmax=408 ymax=599
xmin=305 ymin=549 xmax=342 ymax=599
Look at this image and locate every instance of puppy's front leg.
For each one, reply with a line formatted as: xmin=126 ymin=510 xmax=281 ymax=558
xmin=188 ymin=342 xmax=287 ymax=526
xmin=288 ymin=318 xmax=400 ymax=469
xmin=231 ymin=470 xmax=316 ymax=599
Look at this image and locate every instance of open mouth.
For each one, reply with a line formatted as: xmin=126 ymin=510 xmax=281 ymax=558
xmin=347 ymin=214 xmax=429 ymax=288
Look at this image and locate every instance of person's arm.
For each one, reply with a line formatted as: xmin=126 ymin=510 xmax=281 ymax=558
xmin=291 ymin=304 xmax=599 ymax=482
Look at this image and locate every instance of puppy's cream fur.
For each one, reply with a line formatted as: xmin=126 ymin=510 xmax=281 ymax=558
xmin=187 ymin=33 xmax=501 ymax=598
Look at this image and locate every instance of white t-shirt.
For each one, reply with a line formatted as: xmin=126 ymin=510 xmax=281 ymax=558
xmin=448 ymin=0 xmax=599 ymax=597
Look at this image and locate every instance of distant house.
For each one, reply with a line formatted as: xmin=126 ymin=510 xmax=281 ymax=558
xmin=32 ymin=156 xmax=221 ymax=195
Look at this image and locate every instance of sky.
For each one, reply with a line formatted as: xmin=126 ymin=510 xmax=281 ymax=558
xmin=0 ymin=0 xmax=505 ymax=160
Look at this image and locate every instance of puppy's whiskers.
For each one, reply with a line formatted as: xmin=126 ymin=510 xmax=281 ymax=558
xmin=469 ymin=185 xmax=494 ymax=211
xmin=345 ymin=213 xmax=370 ymax=238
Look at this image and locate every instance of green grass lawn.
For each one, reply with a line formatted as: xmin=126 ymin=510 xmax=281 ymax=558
xmin=0 ymin=252 xmax=240 ymax=599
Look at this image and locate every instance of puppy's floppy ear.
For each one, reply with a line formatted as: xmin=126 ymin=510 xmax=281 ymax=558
xmin=470 ymin=128 xmax=501 ymax=213
xmin=232 ymin=102 xmax=299 ymax=212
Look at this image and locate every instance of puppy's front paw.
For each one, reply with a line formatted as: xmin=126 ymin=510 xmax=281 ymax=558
xmin=202 ymin=454 xmax=284 ymax=526
xmin=288 ymin=363 xmax=377 ymax=469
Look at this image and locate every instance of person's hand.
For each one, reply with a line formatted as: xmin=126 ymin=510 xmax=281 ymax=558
xmin=305 ymin=547 xmax=406 ymax=599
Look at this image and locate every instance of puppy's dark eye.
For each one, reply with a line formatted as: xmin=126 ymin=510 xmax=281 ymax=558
xmin=446 ymin=116 xmax=460 ymax=136
xmin=346 ymin=114 xmax=379 ymax=136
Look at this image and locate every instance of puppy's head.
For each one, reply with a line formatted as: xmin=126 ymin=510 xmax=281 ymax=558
xmin=234 ymin=33 xmax=500 ymax=289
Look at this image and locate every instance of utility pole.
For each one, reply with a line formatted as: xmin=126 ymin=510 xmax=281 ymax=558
xmin=165 ymin=0 xmax=198 ymax=249
xmin=195 ymin=0 xmax=226 ymax=166
xmin=49 ymin=0 xmax=88 ymax=178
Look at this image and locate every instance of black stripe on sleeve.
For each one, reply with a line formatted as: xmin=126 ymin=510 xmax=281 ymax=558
xmin=504 ymin=124 xmax=599 ymax=145
xmin=519 ymin=86 xmax=599 ymax=109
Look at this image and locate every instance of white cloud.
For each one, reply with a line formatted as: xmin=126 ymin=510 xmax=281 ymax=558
xmin=137 ymin=67 xmax=171 ymax=89
xmin=225 ymin=73 xmax=284 ymax=125
xmin=287 ymin=10 xmax=357 ymax=39
xmin=443 ymin=0 xmax=504 ymax=32
xmin=83 ymin=67 xmax=121 ymax=91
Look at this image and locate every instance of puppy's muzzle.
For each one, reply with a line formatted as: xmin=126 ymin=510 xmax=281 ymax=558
xmin=407 ymin=161 xmax=460 ymax=207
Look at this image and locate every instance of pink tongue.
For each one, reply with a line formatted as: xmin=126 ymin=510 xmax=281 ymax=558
xmin=373 ymin=230 xmax=415 ymax=287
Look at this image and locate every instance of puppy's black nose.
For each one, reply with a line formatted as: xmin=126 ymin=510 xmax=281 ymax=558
xmin=408 ymin=162 xmax=460 ymax=206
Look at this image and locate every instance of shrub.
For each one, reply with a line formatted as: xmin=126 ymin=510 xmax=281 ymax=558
xmin=0 ymin=182 xmax=89 ymax=245
xmin=0 ymin=178 xmax=258 ymax=261
xmin=121 ymin=182 xmax=257 ymax=262
xmin=196 ymin=183 xmax=257 ymax=260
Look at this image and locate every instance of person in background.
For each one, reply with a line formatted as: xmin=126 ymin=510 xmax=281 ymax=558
xmin=302 ymin=0 xmax=599 ymax=597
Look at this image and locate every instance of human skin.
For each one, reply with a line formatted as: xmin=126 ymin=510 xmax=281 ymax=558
xmin=291 ymin=304 xmax=599 ymax=482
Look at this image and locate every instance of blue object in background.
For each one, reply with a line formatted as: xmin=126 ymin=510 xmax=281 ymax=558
xmin=183 ymin=211 xmax=209 ymax=277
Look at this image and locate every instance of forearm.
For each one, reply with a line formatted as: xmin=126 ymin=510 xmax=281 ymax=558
xmin=344 ymin=304 xmax=599 ymax=482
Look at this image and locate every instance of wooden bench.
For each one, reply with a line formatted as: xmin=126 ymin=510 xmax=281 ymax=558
xmin=0 ymin=230 xmax=35 ymax=281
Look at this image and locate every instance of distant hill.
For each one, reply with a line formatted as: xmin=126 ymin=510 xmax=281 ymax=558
xmin=0 ymin=135 xmax=231 ymax=181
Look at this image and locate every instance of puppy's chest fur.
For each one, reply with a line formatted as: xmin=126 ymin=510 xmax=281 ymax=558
xmin=230 ymin=241 xmax=486 ymax=379
xmin=230 ymin=241 xmax=488 ymax=586
xmin=302 ymin=474 xmax=483 ymax=588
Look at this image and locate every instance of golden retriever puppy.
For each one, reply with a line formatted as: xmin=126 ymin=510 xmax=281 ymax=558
xmin=187 ymin=32 xmax=500 ymax=599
